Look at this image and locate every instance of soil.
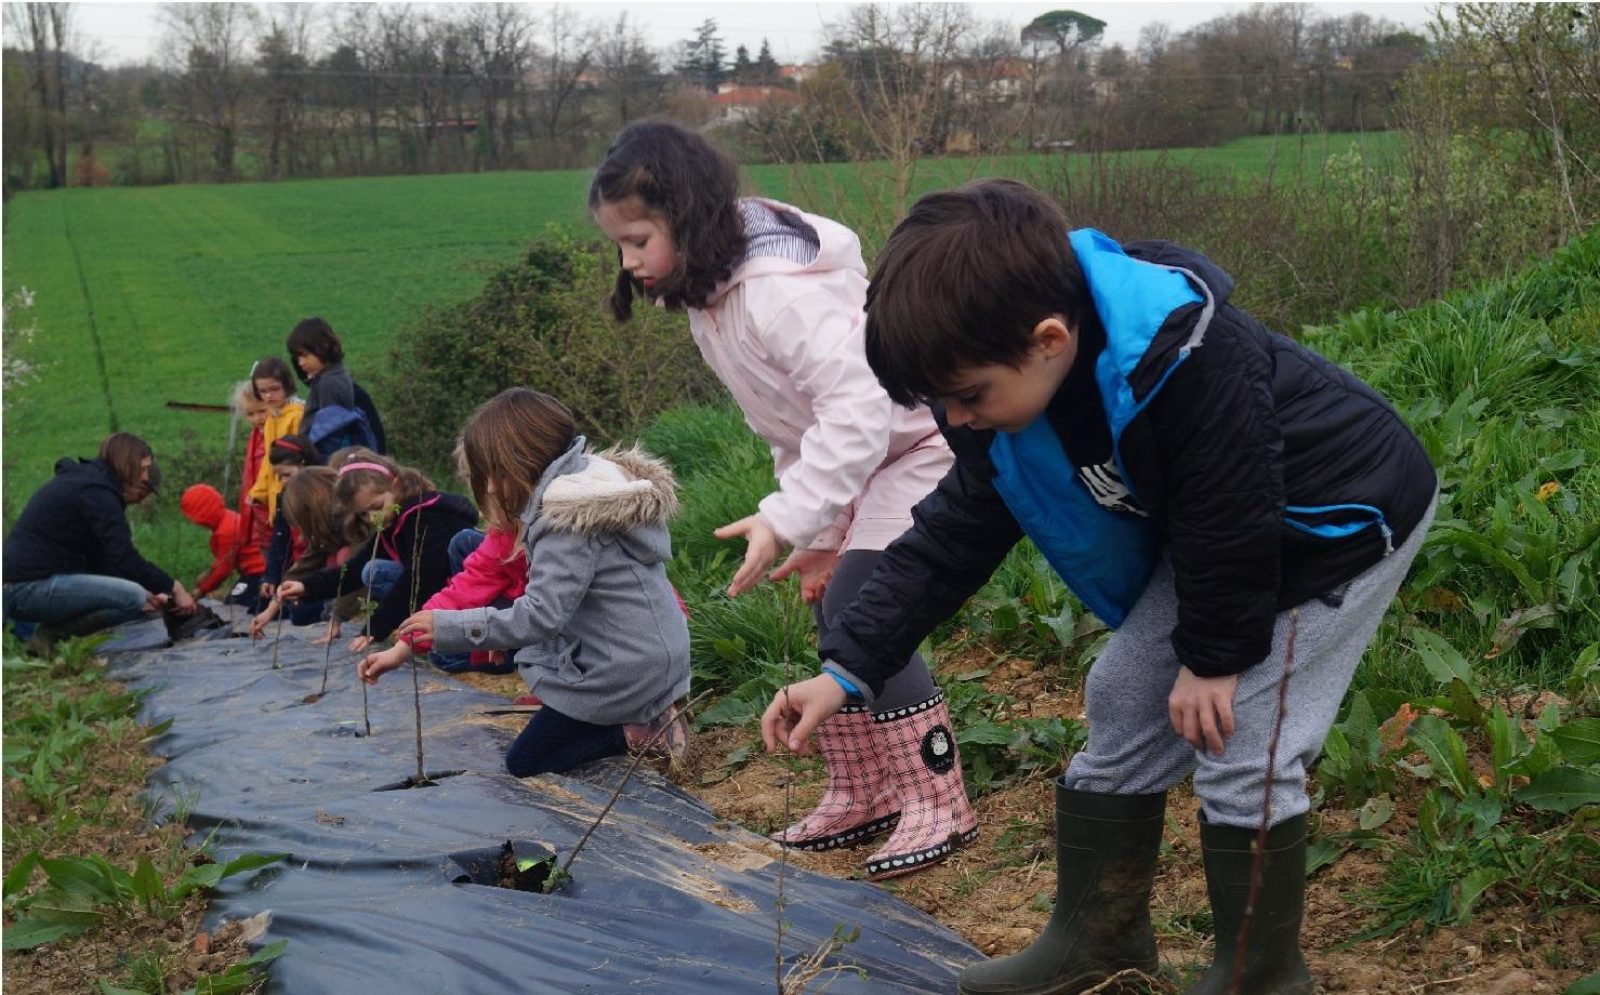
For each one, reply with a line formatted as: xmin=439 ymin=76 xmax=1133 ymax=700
xmin=1 ymin=665 xmax=269 ymax=995
xmin=457 ymin=665 xmax=1599 ymax=994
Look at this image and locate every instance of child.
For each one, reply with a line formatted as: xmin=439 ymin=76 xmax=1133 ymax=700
xmin=245 ymin=357 xmax=304 ymax=530
xmin=232 ymin=381 xmax=272 ymax=552
xmin=761 ymin=180 xmax=1438 ymax=995
xmin=286 ymin=317 xmax=381 ymax=458
xmin=591 ymin=121 xmax=974 ymax=878
xmin=179 ymin=483 xmax=266 ymax=609
xmin=257 ymin=434 xmax=321 ymax=600
xmin=250 ymin=466 xmax=359 ymax=636
xmin=359 ymin=388 xmax=691 ymax=777
xmin=277 ymin=451 xmax=477 ymax=654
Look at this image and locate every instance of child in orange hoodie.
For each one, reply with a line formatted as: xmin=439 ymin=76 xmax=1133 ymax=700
xmin=180 ymin=484 xmax=267 ymax=610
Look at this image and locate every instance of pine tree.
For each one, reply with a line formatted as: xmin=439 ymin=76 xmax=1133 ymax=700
xmin=732 ymin=43 xmax=752 ymax=85
xmin=755 ymin=38 xmax=781 ymax=85
xmin=675 ymin=19 xmax=727 ymax=91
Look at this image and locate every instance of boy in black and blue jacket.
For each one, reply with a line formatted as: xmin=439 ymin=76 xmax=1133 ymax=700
xmin=762 ymin=179 xmax=1436 ymax=995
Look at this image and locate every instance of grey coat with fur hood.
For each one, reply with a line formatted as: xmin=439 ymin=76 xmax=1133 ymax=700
xmin=431 ymin=437 xmax=690 ymax=727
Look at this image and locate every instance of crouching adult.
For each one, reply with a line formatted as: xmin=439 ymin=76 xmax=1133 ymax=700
xmin=3 ymin=433 xmax=196 ymax=652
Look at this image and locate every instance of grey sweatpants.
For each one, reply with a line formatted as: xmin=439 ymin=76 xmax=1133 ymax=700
xmin=1064 ymin=503 xmax=1434 ymax=828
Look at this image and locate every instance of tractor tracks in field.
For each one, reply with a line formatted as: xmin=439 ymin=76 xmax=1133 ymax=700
xmin=61 ymin=197 xmax=118 ymax=434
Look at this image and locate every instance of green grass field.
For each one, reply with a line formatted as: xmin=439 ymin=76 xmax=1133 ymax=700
xmin=0 ymin=131 xmax=1399 ymax=520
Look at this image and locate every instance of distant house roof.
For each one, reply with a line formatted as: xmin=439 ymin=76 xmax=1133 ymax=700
xmin=711 ymin=86 xmax=800 ymax=109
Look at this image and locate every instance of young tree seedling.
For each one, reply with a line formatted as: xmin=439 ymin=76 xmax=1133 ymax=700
xmin=546 ymin=687 xmax=713 ymax=894
xmin=408 ymin=523 xmax=428 ymax=786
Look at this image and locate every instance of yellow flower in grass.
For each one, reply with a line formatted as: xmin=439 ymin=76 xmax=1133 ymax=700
xmin=1535 ymin=481 xmax=1561 ymax=503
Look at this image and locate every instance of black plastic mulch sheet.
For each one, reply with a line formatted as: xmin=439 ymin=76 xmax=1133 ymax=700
xmin=103 ymin=617 xmax=979 ymax=993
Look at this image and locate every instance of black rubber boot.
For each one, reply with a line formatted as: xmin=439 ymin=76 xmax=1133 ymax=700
xmin=958 ymin=784 xmax=1166 ymax=995
xmin=1184 ymin=814 xmax=1314 ymax=995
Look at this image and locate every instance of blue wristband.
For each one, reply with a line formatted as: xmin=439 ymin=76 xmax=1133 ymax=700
xmin=824 ymin=670 xmax=863 ymax=701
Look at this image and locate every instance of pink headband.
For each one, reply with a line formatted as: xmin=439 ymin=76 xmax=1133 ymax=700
xmin=338 ymin=461 xmax=394 ymax=478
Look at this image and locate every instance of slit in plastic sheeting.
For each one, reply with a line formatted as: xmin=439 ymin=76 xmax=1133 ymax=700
xmin=448 ymin=840 xmax=562 ymax=893
xmin=372 ymin=769 xmax=466 ymax=792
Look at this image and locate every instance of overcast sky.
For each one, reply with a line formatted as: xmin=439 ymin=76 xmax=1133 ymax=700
xmin=59 ymin=1 xmax=1444 ymax=68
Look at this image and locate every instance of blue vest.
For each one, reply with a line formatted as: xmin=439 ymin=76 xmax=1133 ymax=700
xmin=987 ymin=229 xmax=1204 ymax=628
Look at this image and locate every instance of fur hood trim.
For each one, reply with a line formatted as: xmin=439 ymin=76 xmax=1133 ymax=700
xmin=540 ymin=446 xmax=678 ymax=534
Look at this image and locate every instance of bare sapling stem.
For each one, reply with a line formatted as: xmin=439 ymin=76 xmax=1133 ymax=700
xmin=317 ymin=560 xmax=350 ymax=698
xmin=359 ymin=524 xmax=384 ymax=738
xmin=270 ymin=600 xmax=285 ymax=670
xmin=551 ymin=688 xmax=714 ymax=891
xmin=409 ymin=525 xmax=427 ymax=785
xmin=1229 ymin=607 xmax=1298 ymax=995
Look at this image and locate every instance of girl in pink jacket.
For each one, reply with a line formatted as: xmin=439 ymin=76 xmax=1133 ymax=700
xmin=591 ymin=121 xmax=977 ymax=879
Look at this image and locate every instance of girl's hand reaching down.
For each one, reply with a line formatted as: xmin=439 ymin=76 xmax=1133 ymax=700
xmin=249 ymin=598 xmax=280 ymax=639
xmin=714 ymin=514 xmax=783 ymax=597
xmin=769 ymin=547 xmax=840 ymax=604
xmin=358 ymin=642 xmax=411 ymax=685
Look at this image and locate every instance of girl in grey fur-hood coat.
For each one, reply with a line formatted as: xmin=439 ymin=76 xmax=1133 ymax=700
xmin=429 ymin=437 xmax=690 ymax=751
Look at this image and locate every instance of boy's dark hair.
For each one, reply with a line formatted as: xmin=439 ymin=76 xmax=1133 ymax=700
xmin=249 ymin=356 xmax=297 ymax=400
xmin=268 ymin=433 xmax=321 ymax=468
xmin=589 ymin=120 xmax=746 ymax=321
xmin=865 ymin=178 xmax=1090 ymax=407
xmin=286 ymin=317 xmax=344 ymax=379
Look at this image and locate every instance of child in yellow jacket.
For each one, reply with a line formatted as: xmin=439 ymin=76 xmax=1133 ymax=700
xmin=245 ymin=356 xmax=304 ymax=523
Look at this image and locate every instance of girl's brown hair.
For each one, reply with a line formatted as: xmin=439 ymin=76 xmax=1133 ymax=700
xmin=279 ymin=467 xmax=345 ymax=550
xmin=250 ymin=356 xmax=297 ymax=401
xmin=460 ymin=388 xmax=575 ymax=531
xmin=97 ymin=432 xmax=155 ymax=494
xmin=331 ymin=449 xmax=433 ymax=514
xmin=588 ymin=120 xmax=746 ymax=321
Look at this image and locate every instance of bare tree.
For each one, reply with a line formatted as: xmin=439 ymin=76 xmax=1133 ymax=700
xmin=161 ymin=1 xmax=254 ymax=181
xmin=5 ymin=1 xmax=73 ymax=188
xmin=464 ymin=2 xmax=532 ymax=168
xmin=256 ymin=3 xmax=314 ymax=180
xmin=819 ymin=3 xmax=976 ymax=222
xmin=596 ymin=13 xmax=660 ymax=129
xmin=524 ymin=4 xmax=598 ymax=166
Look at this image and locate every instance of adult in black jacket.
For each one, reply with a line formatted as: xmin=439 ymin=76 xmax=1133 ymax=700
xmin=4 ymin=433 xmax=197 ymax=644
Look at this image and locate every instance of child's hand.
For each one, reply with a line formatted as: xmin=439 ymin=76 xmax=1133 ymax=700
xmin=260 ymin=581 xmax=276 ymax=600
xmin=1168 ymin=666 xmax=1239 ymax=756
xmin=762 ymin=674 xmax=848 ymax=755
xmin=395 ymin=610 xmax=436 ymax=644
xmin=714 ymin=514 xmax=782 ymax=597
xmin=347 ymin=634 xmax=374 ymax=654
xmin=249 ymin=600 xmax=280 ymax=639
xmin=277 ymin=580 xmax=306 ymax=602
xmin=358 ymin=643 xmax=410 ymax=685
xmin=310 ymin=619 xmax=339 ymax=646
xmin=770 ymin=547 xmax=841 ymax=604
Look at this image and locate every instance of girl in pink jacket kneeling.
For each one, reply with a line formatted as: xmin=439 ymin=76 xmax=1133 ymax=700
xmin=591 ymin=121 xmax=976 ymax=879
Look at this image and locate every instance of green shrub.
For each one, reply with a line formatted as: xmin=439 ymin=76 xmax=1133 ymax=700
xmin=379 ymin=228 xmax=725 ymax=479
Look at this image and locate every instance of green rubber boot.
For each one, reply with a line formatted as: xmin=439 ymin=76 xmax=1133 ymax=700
xmin=957 ymin=785 xmax=1165 ymax=995
xmin=1184 ymin=814 xmax=1314 ymax=995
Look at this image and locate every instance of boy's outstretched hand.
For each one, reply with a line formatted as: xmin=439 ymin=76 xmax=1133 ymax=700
xmin=714 ymin=514 xmax=782 ymax=597
xmin=762 ymin=674 xmax=848 ymax=755
xmin=1168 ymin=666 xmax=1239 ymax=757
xmin=358 ymin=642 xmax=410 ymax=685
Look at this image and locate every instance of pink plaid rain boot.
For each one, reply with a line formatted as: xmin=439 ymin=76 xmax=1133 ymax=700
xmin=770 ymin=705 xmax=900 ymax=851
xmin=865 ymin=691 xmax=979 ymax=879
xmin=624 ymin=698 xmax=690 ymax=765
